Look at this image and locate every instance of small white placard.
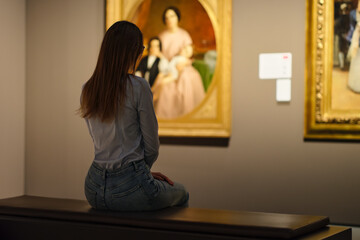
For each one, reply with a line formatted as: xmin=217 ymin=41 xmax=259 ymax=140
xmin=259 ymin=53 xmax=292 ymax=79
xmin=276 ymin=79 xmax=291 ymax=102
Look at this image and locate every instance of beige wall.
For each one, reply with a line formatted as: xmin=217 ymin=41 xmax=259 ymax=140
xmin=25 ymin=0 xmax=360 ymax=225
xmin=25 ymin=0 xmax=104 ymax=198
xmin=0 ymin=0 xmax=25 ymax=198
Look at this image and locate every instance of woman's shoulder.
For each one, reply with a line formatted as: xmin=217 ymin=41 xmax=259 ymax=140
xmin=178 ymin=28 xmax=191 ymax=36
xmin=178 ymin=27 xmax=189 ymax=33
xmin=129 ymin=75 xmax=152 ymax=106
xmin=130 ymin=75 xmax=151 ymax=90
xmin=158 ymin=30 xmax=171 ymax=41
xmin=178 ymin=28 xmax=192 ymax=43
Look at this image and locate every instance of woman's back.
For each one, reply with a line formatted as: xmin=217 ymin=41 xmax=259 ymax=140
xmin=85 ymin=75 xmax=159 ymax=169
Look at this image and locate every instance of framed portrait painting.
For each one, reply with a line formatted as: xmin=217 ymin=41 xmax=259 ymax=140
xmin=305 ymin=0 xmax=360 ymax=140
xmin=106 ymin=0 xmax=231 ymax=138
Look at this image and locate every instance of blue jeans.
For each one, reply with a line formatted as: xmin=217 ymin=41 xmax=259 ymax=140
xmin=84 ymin=160 xmax=189 ymax=211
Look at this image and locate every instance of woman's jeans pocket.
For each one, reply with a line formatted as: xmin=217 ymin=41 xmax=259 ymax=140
xmin=109 ymin=184 xmax=148 ymax=211
xmin=112 ymin=184 xmax=141 ymax=199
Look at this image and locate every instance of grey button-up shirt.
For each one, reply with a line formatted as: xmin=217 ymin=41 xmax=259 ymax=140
xmin=84 ymin=75 xmax=159 ymax=169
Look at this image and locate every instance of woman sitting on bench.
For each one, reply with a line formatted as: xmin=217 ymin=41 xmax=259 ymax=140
xmin=79 ymin=21 xmax=189 ymax=211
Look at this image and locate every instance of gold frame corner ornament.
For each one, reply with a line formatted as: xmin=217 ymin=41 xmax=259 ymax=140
xmin=305 ymin=0 xmax=360 ymax=140
xmin=106 ymin=0 xmax=232 ymax=138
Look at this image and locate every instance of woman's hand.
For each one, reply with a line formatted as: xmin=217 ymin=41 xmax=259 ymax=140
xmin=151 ymin=172 xmax=174 ymax=186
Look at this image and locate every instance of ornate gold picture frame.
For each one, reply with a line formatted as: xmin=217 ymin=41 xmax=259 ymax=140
xmin=305 ymin=0 xmax=360 ymax=140
xmin=106 ymin=0 xmax=231 ymax=138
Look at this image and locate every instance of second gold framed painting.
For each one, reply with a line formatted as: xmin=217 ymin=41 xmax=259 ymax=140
xmin=305 ymin=0 xmax=360 ymax=140
xmin=106 ymin=0 xmax=231 ymax=138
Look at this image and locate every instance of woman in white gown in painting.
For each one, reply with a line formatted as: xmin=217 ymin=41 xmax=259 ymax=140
xmin=154 ymin=6 xmax=205 ymax=119
xmin=347 ymin=2 xmax=360 ymax=93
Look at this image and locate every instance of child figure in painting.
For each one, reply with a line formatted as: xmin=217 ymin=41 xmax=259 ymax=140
xmin=160 ymin=44 xmax=194 ymax=85
xmin=135 ymin=37 xmax=168 ymax=87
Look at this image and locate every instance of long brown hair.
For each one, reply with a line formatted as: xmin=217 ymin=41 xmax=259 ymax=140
xmin=79 ymin=21 xmax=144 ymax=122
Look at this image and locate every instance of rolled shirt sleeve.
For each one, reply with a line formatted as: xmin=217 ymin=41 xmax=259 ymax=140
xmin=137 ymin=79 xmax=160 ymax=168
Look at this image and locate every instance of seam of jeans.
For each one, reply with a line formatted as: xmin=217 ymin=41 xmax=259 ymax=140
xmin=87 ymin=174 xmax=102 ymax=189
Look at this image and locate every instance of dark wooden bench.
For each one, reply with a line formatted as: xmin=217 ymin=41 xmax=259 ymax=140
xmin=0 ymin=195 xmax=351 ymax=240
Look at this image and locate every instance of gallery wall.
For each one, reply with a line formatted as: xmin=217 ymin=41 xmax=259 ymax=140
xmin=24 ymin=0 xmax=360 ymax=225
xmin=25 ymin=0 xmax=104 ymax=198
xmin=0 ymin=0 xmax=25 ymax=198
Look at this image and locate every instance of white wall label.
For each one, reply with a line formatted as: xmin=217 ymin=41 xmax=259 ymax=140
xmin=276 ymin=79 xmax=291 ymax=102
xmin=259 ymin=53 xmax=292 ymax=79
